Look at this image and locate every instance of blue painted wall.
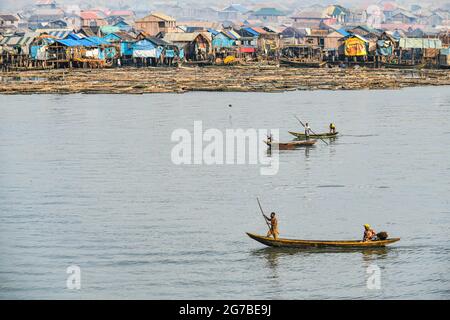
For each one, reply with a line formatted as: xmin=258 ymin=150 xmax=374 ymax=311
xmin=132 ymin=39 xmax=156 ymax=51
xmin=121 ymin=42 xmax=134 ymax=56
xmin=103 ymin=33 xmax=135 ymax=56
xmin=212 ymin=33 xmax=235 ymax=49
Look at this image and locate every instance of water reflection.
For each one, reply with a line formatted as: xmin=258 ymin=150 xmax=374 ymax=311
xmin=328 ymin=137 xmax=338 ymax=144
xmin=266 ymin=146 xmax=315 ymax=158
xmin=250 ymin=248 xmax=297 ymax=280
xmin=251 ymin=246 xmax=394 ymax=272
xmin=304 ymin=146 xmax=310 ymax=158
xmin=360 ymin=248 xmax=389 ymax=262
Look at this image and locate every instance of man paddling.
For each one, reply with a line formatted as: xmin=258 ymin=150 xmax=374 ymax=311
xmin=363 ymin=224 xmax=377 ymax=242
xmin=304 ymin=123 xmax=311 ymax=140
xmin=264 ymin=212 xmax=279 ymax=240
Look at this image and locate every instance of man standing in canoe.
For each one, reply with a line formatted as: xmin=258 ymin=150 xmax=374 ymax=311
xmin=329 ymin=123 xmax=336 ymax=134
xmin=363 ymin=224 xmax=377 ymax=242
xmin=264 ymin=212 xmax=279 ymax=239
xmin=304 ymin=123 xmax=311 ymax=140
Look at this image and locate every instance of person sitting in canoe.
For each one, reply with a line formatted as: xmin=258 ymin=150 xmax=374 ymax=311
xmin=329 ymin=123 xmax=336 ymax=134
xmin=264 ymin=212 xmax=279 ymax=240
xmin=304 ymin=123 xmax=311 ymax=140
xmin=363 ymin=224 xmax=377 ymax=242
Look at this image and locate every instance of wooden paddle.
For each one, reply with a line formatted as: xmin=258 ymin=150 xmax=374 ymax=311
xmin=256 ymin=197 xmax=271 ymax=231
xmin=293 ymin=115 xmax=329 ymax=146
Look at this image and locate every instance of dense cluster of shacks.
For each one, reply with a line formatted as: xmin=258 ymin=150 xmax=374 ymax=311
xmin=1 ymin=1 xmax=450 ymax=71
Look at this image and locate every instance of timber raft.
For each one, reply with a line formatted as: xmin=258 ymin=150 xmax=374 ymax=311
xmin=1 ymin=66 xmax=450 ymax=94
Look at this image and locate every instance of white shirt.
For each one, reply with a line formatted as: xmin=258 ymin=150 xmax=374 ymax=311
xmin=305 ymin=125 xmax=311 ymax=134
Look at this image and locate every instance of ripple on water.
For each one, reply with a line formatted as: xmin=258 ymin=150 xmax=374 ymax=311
xmin=316 ymin=185 xmax=346 ymax=188
xmin=0 ymin=89 xmax=449 ymax=299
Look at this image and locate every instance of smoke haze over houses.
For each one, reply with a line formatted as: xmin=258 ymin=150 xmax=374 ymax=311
xmin=0 ymin=1 xmax=446 ymax=11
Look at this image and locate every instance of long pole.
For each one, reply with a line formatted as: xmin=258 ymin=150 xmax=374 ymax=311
xmin=293 ymin=115 xmax=329 ymax=146
xmin=256 ymin=197 xmax=271 ymax=231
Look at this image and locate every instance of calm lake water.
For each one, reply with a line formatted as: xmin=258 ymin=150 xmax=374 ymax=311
xmin=0 ymin=87 xmax=449 ymax=299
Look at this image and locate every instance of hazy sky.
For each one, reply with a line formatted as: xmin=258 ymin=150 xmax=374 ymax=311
xmin=0 ymin=0 xmax=445 ymax=12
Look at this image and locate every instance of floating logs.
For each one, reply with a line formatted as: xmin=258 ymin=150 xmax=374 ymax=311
xmin=0 ymin=66 xmax=449 ymax=94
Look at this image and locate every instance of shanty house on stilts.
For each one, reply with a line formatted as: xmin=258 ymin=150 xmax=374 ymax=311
xmin=0 ymin=33 xmax=37 ymax=70
xmin=343 ymin=34 xmax=369 ymax=64
xmin=103 ymin=31 xmax=136 ymax=65
xmin=145 ymin=37 xmax=179 ymax=66
xmin=397 ymin=38 xmax=442 ymax=67
xmin=29 ymin=35 xmax=56 ymax=68
xmin=131 ymin=38 xmax=160 ymax=67
xmin=132 ymin=36 xmax=179 ymax=67
xmin=46 ymin=34 xmax=117 ymax=68
xmin=211 ymin=29 xmax=241 ymax=61
xmin=160 ymin=32 xmax=211 ymax=62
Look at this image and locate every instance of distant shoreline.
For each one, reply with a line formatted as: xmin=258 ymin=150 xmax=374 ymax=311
xmin=1 ymin=66 xmax=450 ymax=94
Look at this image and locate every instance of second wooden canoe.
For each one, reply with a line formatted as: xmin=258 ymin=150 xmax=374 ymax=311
xmin=247 ymin=232 xmax=400 ymax=248
xmin=265 ymin=140 xmax=317 ymax=150
xmin=288 ymin=131 xmax=339 ymax=139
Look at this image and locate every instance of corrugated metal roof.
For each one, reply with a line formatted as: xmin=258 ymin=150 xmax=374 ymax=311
xmin=251 ymin=27 xmax=270 ymax=34
xmin=399 ymin=38 xmax=442 ymax=49
xmin=100 ymin=25 xmax=121 ymax=34
xmin=33 ymin=8 xmax=64 ymax=16
xmin=53 ymin=36 xmax=110 ymax=47
xmin=264 ymin=25 xmax=284 ymax=33
xmin=227 ymin=29 xmax=241 ymax=39
xmin=79 ymin=27 xmax=97 ymax=37
xmin=0 ymin=14 xmax=18 ymax=21
xmin=36 ymin=29 xmax=73 ymax=39
xmin=207 ymin=28 xmax=220 ymax=36
xmin=51 ymin=30 xmax=73 ymax=39
xmin=146 ymin=36 xmax=172 ymax=46
xmin=80 ymin=11 xmax=101 ymax=20
xmin=150 ymin=12 xmax=176 ymax=22
xmin=104 ymin=32 xmax=135 ymax=42
xmin=222 ymin=4 xmax=248 ymax=13
xmin=55 ymin=39 xmax=81 ymax=47
xmin=344 ymin=34 xmax=369 ymax=43
xmin=223 ymin=30 xmax=240 ymax=40
xmin=391 ymin=9 xmax=417 ymax=19
xmin=253 ymin=8 xmax=286 ymax=16
xmin=0 ymin=34 xmax=37 ymax=46
xmin=336 ymin=28 xmax=350 ymax=37
xmin=83 ymin=36 xmax=110 ymax=46
xmin=243 ymin=27 xmax=260 ymax=36
xmin=162 ymin=32 xmax=201 ymax=43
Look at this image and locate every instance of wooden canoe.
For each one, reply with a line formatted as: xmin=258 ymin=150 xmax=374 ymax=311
xmin=247 ymin=233 xmax=400 ymax=248
xmin=289 ymin=131 xmax=339 ymax=139
xmin=280 ymin=58 xmax=327 ymax=68
xmin=182 ymin=60 xmax=213 ymax=67
xmin=265 ymin=140 xmax=317 ymax=150
xmin=383 ymin=62 xmax=426 ymax=69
